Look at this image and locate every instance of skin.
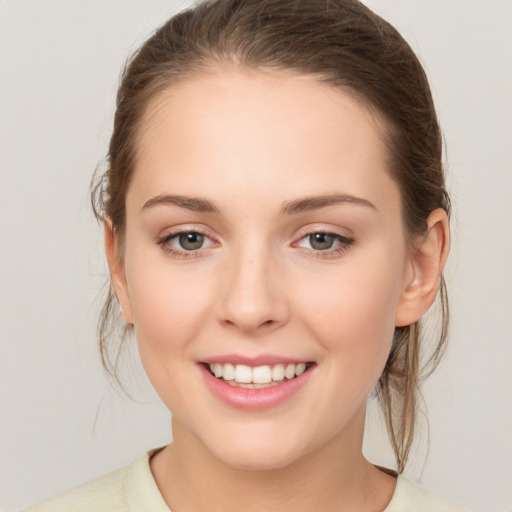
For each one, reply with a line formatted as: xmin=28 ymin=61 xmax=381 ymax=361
xmin=106 ymin=68 xmax=449 ymax=512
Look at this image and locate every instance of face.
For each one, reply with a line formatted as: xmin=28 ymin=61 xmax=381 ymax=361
xmin=112 ymin=69 xmax=421 ymax=470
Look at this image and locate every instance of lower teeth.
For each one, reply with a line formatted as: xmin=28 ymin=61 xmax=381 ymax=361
xmin=221 ymin=377 xmax=295 ymax=389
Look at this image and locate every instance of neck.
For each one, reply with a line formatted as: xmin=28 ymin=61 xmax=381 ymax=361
xmin=151 ymin=409 xmax=396 ymax=512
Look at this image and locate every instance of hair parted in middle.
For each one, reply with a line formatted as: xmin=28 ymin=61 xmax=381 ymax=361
xmin=92 ymin=0 xmax=450 ymax=473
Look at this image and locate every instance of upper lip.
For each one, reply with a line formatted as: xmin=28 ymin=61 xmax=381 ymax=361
xmin=201 ymin=354 xmax=313 ymax=367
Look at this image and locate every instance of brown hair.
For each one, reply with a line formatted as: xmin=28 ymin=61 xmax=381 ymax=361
xmin=92 ymin=0 xmax=450 ymax=473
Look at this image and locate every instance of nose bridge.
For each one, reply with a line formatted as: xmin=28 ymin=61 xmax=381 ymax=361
xmin=219 ymin=236 xmax=288 ymax=333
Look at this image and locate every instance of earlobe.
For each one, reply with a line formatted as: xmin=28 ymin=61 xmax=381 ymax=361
xmin=395 ymin=208 xmax=450 ymax=327
xmin=104 ymin=220 xmax=133 ymax=325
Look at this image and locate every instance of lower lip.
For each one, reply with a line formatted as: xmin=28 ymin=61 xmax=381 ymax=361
xmin=199 ymin=364 xmax=313 ymax=410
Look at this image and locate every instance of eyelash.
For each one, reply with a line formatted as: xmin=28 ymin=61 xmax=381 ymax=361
xmin=294 ymin=231 xmax=355 ymax=258
xmin=157 ymin=230 xmax=215 ymax=259
xmin=157 ymin=230 xmax=354 ymax=259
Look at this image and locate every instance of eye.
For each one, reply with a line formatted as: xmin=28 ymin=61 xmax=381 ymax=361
xmin=176 ymin=232 xmax=205 ymax=251
xmin=308 ymin=232 xmax=336 ymax=250
xmin=157 ymin=230 xmax=216 ymax=256
xmin=295 ymin=231 xmax=354 ymax=255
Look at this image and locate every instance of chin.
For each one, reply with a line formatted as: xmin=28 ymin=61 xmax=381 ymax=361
xmin=202 ymin=427 xmax=313 ymax=471
xmin=215 ymin=445 xmax=302 ymax=471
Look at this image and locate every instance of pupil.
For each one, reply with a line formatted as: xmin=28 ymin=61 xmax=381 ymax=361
xmin=310 ymin=233 xmax=334 ymax=250
xmin=179 ymin=232 xmax=204 ymax=250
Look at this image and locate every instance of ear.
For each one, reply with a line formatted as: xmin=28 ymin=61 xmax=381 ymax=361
xmin=104 ymin=220 xmax=133 ymax=324
xmin=395 ymin=208 xmax=450 ymax=327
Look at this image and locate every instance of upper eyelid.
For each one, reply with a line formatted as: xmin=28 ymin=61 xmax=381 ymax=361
xmin=159 ymin=230 xmax=217 ymax=246
xmin=292 ymin=225 xmax=354 ymax=241
xmin=294 ymin=232 xmax=354 ymax=246
xmin=158 ymin=225 xmax=217 ymax=240
xmin=298 ymin=230 xmax=351 ymax=238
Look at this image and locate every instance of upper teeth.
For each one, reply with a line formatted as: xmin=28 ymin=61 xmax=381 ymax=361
xmin=209 ymin=363 xmax=307 ymax=384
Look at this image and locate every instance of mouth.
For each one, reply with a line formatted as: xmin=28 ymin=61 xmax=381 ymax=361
xmin=203 ymin=362 xmax=315 ymax=389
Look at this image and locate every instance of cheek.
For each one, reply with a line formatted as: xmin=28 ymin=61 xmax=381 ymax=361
xmin=130 ymin=273 xmax=200 ymax=341
xmin=296 ymin=254 xmax=404 ymax=382
xmin=123 ymin=247 xmax=214 ymax=377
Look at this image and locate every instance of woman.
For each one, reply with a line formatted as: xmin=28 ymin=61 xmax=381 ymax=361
xmin=24 ymin=0 xmax=464 ymax=510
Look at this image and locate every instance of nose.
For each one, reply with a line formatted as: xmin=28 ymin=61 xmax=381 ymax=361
xmin=218 ymin=243 xmax=289 ymax=335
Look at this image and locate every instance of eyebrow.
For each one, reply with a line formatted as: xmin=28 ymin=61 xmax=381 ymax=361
xmin=141 ymin=193 xmax=376 ymax=215
xmin=279 ymin=194 xmax=376 ymax=215
xmin=142 ymin=194 xmax=220 ymax=213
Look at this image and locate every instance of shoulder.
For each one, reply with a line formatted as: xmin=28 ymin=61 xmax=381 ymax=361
xmin=21 ymin=465 xmax=129 ymax=512
xmin=21 ymin=448 xmax=170 ymax=512
xmin=385 ymin=475 xmax=468 ymax=512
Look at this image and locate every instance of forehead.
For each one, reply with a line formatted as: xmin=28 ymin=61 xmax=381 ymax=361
xmin=129 ymin=68 xmax=399 ymax=215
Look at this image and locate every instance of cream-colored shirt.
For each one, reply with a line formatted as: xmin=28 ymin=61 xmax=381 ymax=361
xmin=23 ymin=448 xmax=466 ymax=512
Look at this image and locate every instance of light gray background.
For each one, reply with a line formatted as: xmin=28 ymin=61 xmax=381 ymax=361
xmin=1 ymin=1 xmax=511 ymax=511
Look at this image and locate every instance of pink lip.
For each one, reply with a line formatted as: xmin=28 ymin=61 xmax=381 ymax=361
xmin=202 ymin=354 xmax=309 ymax=366
xmin=199 ymin=363 xmax=313 ymax=411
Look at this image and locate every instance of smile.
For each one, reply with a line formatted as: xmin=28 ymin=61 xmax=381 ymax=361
xmin=200 ymin=360 xmax=314 ymax=410
xmin=207 ymin=362 xmax=309 ymax=388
